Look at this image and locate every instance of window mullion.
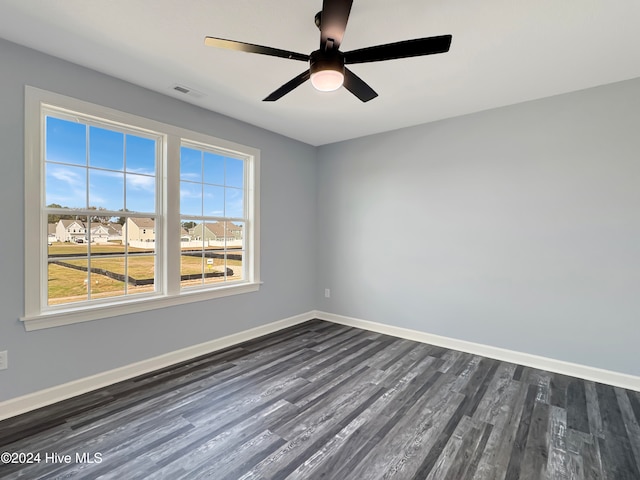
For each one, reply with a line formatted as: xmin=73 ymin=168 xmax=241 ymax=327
xmin=165 ymin=134 xmax=181 ymax=296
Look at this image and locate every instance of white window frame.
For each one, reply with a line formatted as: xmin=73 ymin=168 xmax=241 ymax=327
xmin=23 ymin=86 xmax=260 ymax=331
xmin=178 ymin=139 xmax=251 ymax=290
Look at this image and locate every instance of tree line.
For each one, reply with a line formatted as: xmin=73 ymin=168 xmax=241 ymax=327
xmin=47 ymin=204 xmax=129 ymax=225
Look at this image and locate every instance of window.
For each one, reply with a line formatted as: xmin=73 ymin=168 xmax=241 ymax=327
xmin=24 ymin=87 xmax=260 ymax=330
xmin=43 ymin=114 xmax=160 ymax=306
xmin=179 ymin=143 xmax=248 ymax=289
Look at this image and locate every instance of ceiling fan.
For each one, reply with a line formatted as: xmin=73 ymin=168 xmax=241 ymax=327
xmin=204 ymin=0 xmax=452 ymax=102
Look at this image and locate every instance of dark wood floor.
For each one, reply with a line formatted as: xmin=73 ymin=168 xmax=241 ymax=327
xmin=1 ymin=320 xmax=639 ymax=479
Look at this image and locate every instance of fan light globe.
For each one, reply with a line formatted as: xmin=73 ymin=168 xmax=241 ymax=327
xmin=311 ymin=69 xmax=344 ymax=92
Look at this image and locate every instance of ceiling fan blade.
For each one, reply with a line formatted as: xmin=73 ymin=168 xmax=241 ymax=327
xmin=204 ymin=37 xmax=309 ymax=62
xmin=263 ymin=70 xmax=311 ymax=101
xmin=320 ymin=0 xmax=353 ymax=50
xmin=343 ymin=68 xmax=378 ymax=102
xmin=344 ymin=35 xmax=452 ymax=64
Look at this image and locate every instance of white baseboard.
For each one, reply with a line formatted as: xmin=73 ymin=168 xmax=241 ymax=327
xmin=0 ymin=311 xmax=316 ymax=421
xmin=3 ymin=309 xmax=638 ymax=422
xmin=314 ymin=310 xmax=640 ymax=392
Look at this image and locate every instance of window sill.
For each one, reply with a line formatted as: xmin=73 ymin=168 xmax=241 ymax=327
xmin=21 ymin=282 xmax=262 ymax=331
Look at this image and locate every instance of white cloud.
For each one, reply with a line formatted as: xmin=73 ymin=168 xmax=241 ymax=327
xmin=180 ymin=172 xmax=200 ymax=181
xmin=180 ymin=188 xmax=201 ymax=199
xmin=49 ymin=166 xmax=83 ymax=186
xmin=127 ymin=174 xmax=155 ymax=191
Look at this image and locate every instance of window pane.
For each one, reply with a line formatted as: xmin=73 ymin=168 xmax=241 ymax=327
xmin=89 ymin=126 xmax=124 ymax=170
xmin=226 ymin=157 xmax=244 ymax=188
xmin=180 ymin=181 xmax=202 ymax=216
xmin=181 ymin=220 xmax=204 ymax=288
xmin=47 ymin=218 xmax=89 ymax=305
xmin=226 ymin=221 xmax=244 ymax=282
xmin=46 ymin=116 xmax=86 ymax=166
xmin=127 ymin=254 xmax=156 ymax=296
xmin=181 ymin=252 xmax=204 ymax=288
xmin=226 ymin=251 xmax=244 ymax=282
xmin=90 ymin=256 xmax=125 ymax=300
xmin=126 ymin=135 xmax=156 ymax=175
xmin=89 ymin=169 xmax=124 ymax=211
xmin=178 ymin=144 xmax=247 ymax=291
xmin=203 ymin=152 xmax=224 ymax=185
xmin=126 ymin=174 xmax=156 ymax=212
xmin=46 ymin=163 xmax=87 ymax=209
xmin=225 ymin=221 xmax=244 ymax=249
xmin=225 ymin=187 xmax=244 ymax=218
xmin=124 ymin=218 xmax=156 ymax=295
xmin=201 ymin=221 xmax=225 ymax=247
xmin=203 ymin=185 xmax=224 ymax=217
xmin=203 ymin=251 xmax=227 ymax=285
xmin=48 ymin=260 xmax=88 ymax=305
xmin=87 ymin=217 xmax=123 ymax=245
xmin=46 ymin=215 xmax=59 ymax=244
xmin=180 ymin=146 xmax=201 ymax=182
xmin=126 ymin=217 xmax=155 ymax=245
xmin=180 ymin=220 xmax=196 ymax=242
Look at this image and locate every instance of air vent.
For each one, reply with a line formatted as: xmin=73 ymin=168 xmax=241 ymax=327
xmin=171 ymin=84 xmax=205 ymax=99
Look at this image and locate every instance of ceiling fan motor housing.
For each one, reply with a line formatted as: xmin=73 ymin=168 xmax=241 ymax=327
xmin=310 ymin=49 xmax=345 ymax=75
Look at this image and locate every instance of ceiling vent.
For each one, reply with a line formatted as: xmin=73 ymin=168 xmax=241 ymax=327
xmin=171 ymin=84 xmax=205 ymax=99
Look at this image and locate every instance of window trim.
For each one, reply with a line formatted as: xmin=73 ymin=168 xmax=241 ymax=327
xmin=23 ymin=86 xmax=261 ymax=331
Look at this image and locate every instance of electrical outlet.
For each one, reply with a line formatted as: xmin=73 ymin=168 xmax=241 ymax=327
xmin=324 ymin=288 xmax=331 ymax=298
xmin=0 ymin=350 xmax=7 ymax=370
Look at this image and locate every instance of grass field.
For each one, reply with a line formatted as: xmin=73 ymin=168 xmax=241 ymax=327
xmin=47 ymin=243 xmax=243 ymax=305
xmin=48 ymin=243 xmax=153 ymax=256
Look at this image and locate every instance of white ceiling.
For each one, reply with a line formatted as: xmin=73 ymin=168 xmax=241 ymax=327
xmin=1 ymin=0 xmax=640 ymax=146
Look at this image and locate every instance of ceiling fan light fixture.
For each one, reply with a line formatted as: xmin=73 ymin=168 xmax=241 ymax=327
xmin=310 ymin=69 xmax=344 ymax=91
xmin=309 ymin=49 xmax=345 ymax=92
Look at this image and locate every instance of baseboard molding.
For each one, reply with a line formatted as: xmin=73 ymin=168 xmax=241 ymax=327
xmin=0 ymin=311 xmax=316 ymax=421
xmin=314 ymin=310 xmax=640 ymax=392
xmin=3 ymin=309 xmax=638 ymax=421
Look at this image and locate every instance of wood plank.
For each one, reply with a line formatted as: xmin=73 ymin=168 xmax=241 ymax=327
xmin=519 ymin=400 xmax=550 ymax=480
xmin=504 ymin=383 xmax=538 ymax=480
xmin=567 ymin=379 xmax=590 ymax=434
xmin=424 ymin=415 xmax=476 ymax=480
xmin=596 ymin=383 xmax=640 ymax=480
xmin=625 ymin=390 xmax=640 ymax=433
xmin=614 ymin=387 xmax=640 ymax=477
xmin=471 ymin=362 xmax=517 ymax=424
xmin=584 ymin=381 xmax=605 ymax=438
xmin=567 ymin=428 xmax=603 ymax=480
xmin=460 ymin=421 xmax=494 ymax=480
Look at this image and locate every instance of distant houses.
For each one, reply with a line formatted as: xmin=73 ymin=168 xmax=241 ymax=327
xmin=47 ymin=223 xmax=57 ymax=244
xmin=55 ymin=219 xmax=87 ymax=243
xmin=52 ymin=219 xmax=122 ymax=244
xmin=49 ymin=218 xmax=240 ymax=246
xmin=90 ymin=222 xmax=123 ymax=243
xmin=126 ymin=217 xmax=155 ymax=242
xmin=189 ymin=222 xmax=243 ymax=242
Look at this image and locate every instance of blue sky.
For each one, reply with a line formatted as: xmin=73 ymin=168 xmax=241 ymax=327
xmin=45 ymin=116 xmax=245 ymax=219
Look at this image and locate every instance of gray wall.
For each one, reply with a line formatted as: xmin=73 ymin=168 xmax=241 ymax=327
xmin=0 ymin=38 xmax=317 ymax=402
xmin=317 ymin=78 xmax=640 ymax=377
xmin=2 ymin=35 xmax=639 ymax=405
